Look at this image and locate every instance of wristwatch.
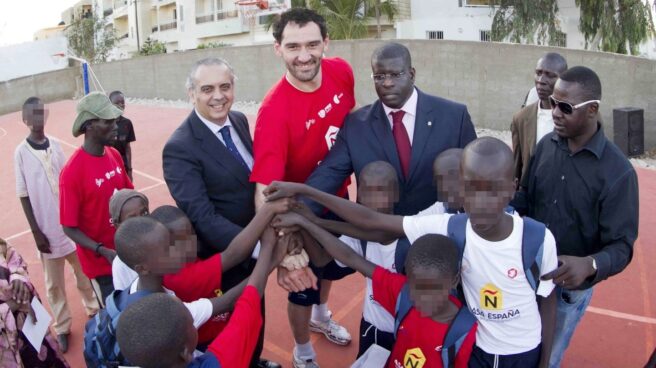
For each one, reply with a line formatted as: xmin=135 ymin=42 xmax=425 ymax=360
xmin=94 ymin=243 xmax=104 ymax=255
xmin=589 ymin=256 xmax=598 ymax=273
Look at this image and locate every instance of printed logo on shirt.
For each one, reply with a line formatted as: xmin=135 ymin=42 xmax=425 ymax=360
xmin=507 ymin=268 xmax=518 ymax=279
xmin=324 ymin=125 xmax=340 ymax=149
xmin=305 ymin=119 xmax=316 ymax=130
xmin=480 ymin=283 xmax=502 ymax=310
xmin=318 ymin=103 xmax=332 ymax=118
xmin=333 ymin=93 xmax=343 ymax=105
xmin=400 ymin=347 xmax=426 ymax=368
xmin=95 ymin=178 xmax=104 ymax=187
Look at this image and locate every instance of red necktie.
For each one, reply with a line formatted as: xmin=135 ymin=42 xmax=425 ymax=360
xmin=391 ymin=110 xmax=411 ymax=178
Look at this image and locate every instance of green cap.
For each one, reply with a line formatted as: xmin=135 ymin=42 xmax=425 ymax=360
xmin=72 ymin=92 xmax=123 ymax=137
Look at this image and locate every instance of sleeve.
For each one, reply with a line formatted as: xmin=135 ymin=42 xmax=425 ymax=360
xmin=458 ymin=106 xmax=477 ymax=148
xmin=401 ymin=214 xmax=450 ymax=243
xmin=510 ymin=114 xmax=523 ymax=184
xmin=304 ymin=117 xmax=355 ymax=214
xmin=14 ymin=146 xmax=28 ymax=198
xmin=371 ymin=266 xmax=407 ymax=316
xmin=587 ymin=167 xmax=639 ymax=287
xmin=163 ymin=254 xmax=223 ymax=302
xmin=59 ymin=162 xmax=81 ymax=227
xmin=6 ymin=244 xmax=30 ymax=285
xmin=334 ymin=236 xmax=363 ymax=268
xmin=184 ymin=298 xmax=214 ymax=328
xmin=415 ymin=202 xmax=446 ymax=216
xmin=111 ymin=257 xmax=138 ymax=290
xmin=208 ymin=285 xmax=262 ymax=368
xmin=163 ymin=139 xmax=243 ymax=252
xmin=537 ymin=229 xmax=558 ymax=297
xmin=250 ymin=103 xmax=289 ymax=185
xmin=126 ymin=118 xmax=136 ymax=142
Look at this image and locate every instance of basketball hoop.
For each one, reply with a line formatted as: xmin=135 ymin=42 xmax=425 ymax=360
xmin=235 ymin=0 xmax=269 ymax=29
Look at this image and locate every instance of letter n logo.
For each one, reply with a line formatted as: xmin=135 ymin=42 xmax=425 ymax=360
xmin=403 ymin=347 xmax=426 ymax=368
xmin=480 ymin=283 xmax=502 ymax=310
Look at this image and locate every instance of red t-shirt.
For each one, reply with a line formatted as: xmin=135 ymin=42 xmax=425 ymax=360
xmin=250 ymin=57 xmax=355 ymax=193
xmin=163 ymin=254 xmax=227 ymax=344
xmin=59 ymin=147 xmax=133 ymax=279
xmin=209 ymin=285 xmax=262 ymax=368
xmin=372 ymin=267 xmax=476 ymax=368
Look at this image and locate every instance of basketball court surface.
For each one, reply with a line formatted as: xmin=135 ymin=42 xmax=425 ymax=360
xmin=0 ymin=100 xmax=653 ymax=367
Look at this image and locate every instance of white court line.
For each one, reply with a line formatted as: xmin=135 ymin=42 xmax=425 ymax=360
xmin=51 ymin=136 xmax=165 ymax=185
xmin=587 ymin=306 xmax=656 ymax=325
xmin=0 ymin=127 xmax=7 ymax=138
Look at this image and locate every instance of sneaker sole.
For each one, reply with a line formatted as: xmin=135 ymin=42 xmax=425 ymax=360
xmin=308 ymin=324 xmax=351 ymax=346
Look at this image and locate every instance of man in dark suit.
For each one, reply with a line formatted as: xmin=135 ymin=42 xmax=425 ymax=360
xmin=511 ymin=53 xmax=567 ymax=186
xmin=306 ymin=42 xmax=476 ymax=216
xmin=162 ymin=57 xmax=279 ymax=368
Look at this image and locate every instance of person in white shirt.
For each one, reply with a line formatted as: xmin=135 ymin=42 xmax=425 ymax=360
xmin=511 ymin=53 xmax=568 ymax=187
xmin=264 ymin=137 xmax=558 ymax=368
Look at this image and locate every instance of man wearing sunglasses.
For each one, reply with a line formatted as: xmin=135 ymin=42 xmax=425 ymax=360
xmin=511 ymin=53 xmax=567 ymax=187
xmin=515 ymin=66 xmax=639 ymax=367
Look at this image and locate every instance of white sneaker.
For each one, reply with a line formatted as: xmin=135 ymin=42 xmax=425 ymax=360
xmin=292 ymin=347 xmax=320 ymax=368
xmin=309 ymin=318 xmax=352 ymax=345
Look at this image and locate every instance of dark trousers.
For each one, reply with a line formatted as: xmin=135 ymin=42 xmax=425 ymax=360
xmin=469 ymin=344 xmax=541 ymax=368
xmin=91 ymin=275 xmax=114 ymax=308
xmin=357 ymin=318 xmax=395 ymax=358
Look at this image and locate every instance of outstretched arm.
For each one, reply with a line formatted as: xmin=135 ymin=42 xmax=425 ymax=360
xmin=265 ymin=181 xmax=404 ymax=238
xmin=273 ymin=212 xmax=375 ymax=278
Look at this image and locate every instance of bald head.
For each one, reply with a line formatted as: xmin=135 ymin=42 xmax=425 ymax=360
xmin=539 ymin=52 xmax=567 ymax=74
xmin=433 ymin=148 xmax=463 ymax=174
xmin=360 ymin=161 xmax=397 ymax=187
xmin=371 ymin=42 xmax=412 ymax=67
xmin=462 ymin=137 xmax=513 ymax=180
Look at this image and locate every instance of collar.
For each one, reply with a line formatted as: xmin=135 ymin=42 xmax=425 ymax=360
xmin=551 ymin=123 xmax=606 ymax=159
xmin=195 ymin=108 xmax=232 ymax=134
xmin=382 ymin=87 xmax=418 ymax=117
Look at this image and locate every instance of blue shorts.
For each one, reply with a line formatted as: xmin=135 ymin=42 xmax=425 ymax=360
xmin=288 ymin=260 xmax=355 ymax=306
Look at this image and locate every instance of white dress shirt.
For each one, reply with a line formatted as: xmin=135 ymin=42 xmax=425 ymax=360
xmin=382 ymin=88 xmax=418 ymax=145
xmin=536 ymin=103 xmax=554 ymax=145
xmin=195 ymin=109 xmax=254 ymax=170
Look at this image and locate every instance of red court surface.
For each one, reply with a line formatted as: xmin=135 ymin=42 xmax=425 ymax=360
xmin=0 ymin=100 xmax=654 ymax=368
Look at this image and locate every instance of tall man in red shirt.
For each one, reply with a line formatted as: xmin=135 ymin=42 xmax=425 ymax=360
xmin=60 ymin=92 xmax=133 ymax=306
xmin=250 ymin=8 xmax=355 ymax=368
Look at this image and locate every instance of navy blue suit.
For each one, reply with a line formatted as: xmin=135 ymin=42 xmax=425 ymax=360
xmin=306 ymin=88 xmax=476 ymax=216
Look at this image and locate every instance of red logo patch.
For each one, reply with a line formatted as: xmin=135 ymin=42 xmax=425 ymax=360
xmin=507 ymin=268 xmax=518 ymax=279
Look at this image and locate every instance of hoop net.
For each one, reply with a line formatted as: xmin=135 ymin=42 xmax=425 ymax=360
xmin=236 ymin=0 xmax=268 ymax=29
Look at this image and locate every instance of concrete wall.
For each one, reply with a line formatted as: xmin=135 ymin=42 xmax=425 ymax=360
xmin=2 ymin=39 xmax=655 ymax=148
xmin=0 ymin=67 xmax=80 ymax=116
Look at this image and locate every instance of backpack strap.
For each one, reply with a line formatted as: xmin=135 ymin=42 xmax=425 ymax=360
xmin=359 ymin=239 xmax=367 ymax=259
xmin=447 ymin=214 xmax=468 ymax=263
xmin=441 ymin=307 xmax=477 ymax=368
xmin=393 ymin=284 xmax=412 ymax=339
xmin=394 ymin=237 xmax=411 ymax=275
xmin=504 ymin=205 xmax=516 ymax=214
xmin=521 ymin=217 xmax=546 ymax=292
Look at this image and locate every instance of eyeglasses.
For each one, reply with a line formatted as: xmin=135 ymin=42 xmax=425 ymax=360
xmin=549 ymin=95 xmax=600 ymax=115
xmin=371 ymin=71 xmax=406 ymax=83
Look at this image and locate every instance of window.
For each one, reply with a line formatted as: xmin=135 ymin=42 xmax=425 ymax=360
xmin=427 ymin=31 xmax=444 ymax=40
xmin=173 ymin=8 xmax=177 ymax=20
xmin=552 ymin=31 xmax=566 ymax=47
xmin=217 ymin=0 xmax=223 ymax=11
xmin=480 ymin=30 xmax=491 ymax=42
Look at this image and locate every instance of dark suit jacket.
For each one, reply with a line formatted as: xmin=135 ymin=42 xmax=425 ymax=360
xmin=511 ymin=102 xmax=538 ymax=186
xmin=306 ymin=88 xmax=477 ymax=216
xmin=163 ymin=110 xmax=255 ymax=260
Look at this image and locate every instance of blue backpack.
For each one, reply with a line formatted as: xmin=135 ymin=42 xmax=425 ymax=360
xmin=359 ymin=237 xmax=411 ymax=275
xmin=393 ymin=284 xmax=476 ymax=368
xmin=83 ymin=289 xmax=153 ymax=368
xmin=446 ymin=213 xmax=545 ymax=292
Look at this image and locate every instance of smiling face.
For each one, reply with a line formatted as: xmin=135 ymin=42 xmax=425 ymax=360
xmin=274 ymin=21 xmax=327 ymax=86
xmin=189 ymin=63 xmax=234 ymax=125
xmin=371 ymin=56 xmax=415 ymax=109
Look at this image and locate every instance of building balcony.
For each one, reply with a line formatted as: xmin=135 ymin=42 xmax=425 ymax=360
xmin=196 ymin=13 xmax=214 ymax=24
xmin=159 ymin=20 xmax=177 ymax=31
xmin=216 ymin=9 xmax=238 ymax=21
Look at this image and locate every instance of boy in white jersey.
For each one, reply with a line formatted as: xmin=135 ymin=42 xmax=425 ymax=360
xmin=264 ymin=137 xmax=558 ymax=368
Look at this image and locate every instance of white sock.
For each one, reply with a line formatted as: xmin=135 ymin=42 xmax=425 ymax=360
xmin=295 ymin=342 xmax=316 ymax=360
xmin=311 ymin=303 xmax=330 ymax=323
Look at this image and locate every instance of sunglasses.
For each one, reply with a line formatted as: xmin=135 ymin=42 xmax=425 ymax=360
xmin=549 ymin=95 xmax=600 ymax=115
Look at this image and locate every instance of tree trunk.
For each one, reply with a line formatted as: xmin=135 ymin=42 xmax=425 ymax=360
xmin=375 ymin=0 xmax=382 ymax=38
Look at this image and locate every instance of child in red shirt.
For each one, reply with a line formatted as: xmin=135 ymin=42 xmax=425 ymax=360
xmin=115 ymin=222 xmax=286 ymax=368
xmin=273 ymin=212 xmax=477 ymax=368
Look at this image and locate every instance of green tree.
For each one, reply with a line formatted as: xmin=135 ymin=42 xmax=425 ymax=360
xmin=139 ymin=38 xmax=167 ymax=56
xmin=577 ymin=0 xmax=656 ymax=54
xmin=308 ymin=0 xmax=397 ymax=39
xmin=65 ymin=12 xmax=118 ymax=63
xmin=490 ymin=0 xmax=561 ymax=45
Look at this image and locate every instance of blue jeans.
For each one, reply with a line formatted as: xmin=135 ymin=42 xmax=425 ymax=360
xmin=549 ymin=286 xmax=593 ymax=368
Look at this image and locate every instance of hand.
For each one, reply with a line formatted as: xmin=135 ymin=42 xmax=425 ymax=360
xmin=263 ymin=181 xmax=304 ymax=202
xmin=11 ymin=280 xmax=32 ymax=305
xmin=272 ymin=212 xmax=307 ymax=230
xmin=264 ymin=197 xmax=297 ymax=215
xmin=279 ymin=251 xmax=310 ymax=270
xmin=98 ymin=247 xmax=117 ymax=263
xmin=276 ymin=266 xmax=318 ymax=293
xmin=541 ymin=255 xmax=596 ymax=289
xmin=33 ymin=230 xmax=52 ymax=254
xmin=293 ymin=202 xmax=319 ymax=223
